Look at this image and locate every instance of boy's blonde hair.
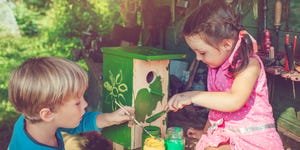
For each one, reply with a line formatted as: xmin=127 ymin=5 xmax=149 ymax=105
xmin=8 ymin=57 xmax=88 ymax=122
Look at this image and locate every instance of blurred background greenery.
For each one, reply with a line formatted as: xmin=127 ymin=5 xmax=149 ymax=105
xmin=2 ymin=0 xmax=300 ymax=149
xmin=0 ymin=0 xmax=122 ymax=147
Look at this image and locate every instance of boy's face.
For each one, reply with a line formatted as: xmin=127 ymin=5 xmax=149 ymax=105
xmin=185 ymin=35 xmax=232 ymax=68
xmin=53 ymin=90 xmax=88 ymax=128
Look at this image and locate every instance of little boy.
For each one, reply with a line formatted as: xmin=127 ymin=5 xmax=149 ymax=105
xmin=8 ymin=57 xmax=134 ymax=150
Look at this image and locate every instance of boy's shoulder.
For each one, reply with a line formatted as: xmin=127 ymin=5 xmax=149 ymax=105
xmin=8 ymin=115 xmax=63 ymax=150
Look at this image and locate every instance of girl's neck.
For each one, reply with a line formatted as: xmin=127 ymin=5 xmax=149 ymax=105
xmin=25 ymin=119 xmax=58 ymax=147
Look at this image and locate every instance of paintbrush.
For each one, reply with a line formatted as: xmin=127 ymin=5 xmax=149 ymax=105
xmin=145 ymin=107 xmax=169 ymax=123
xmin=114 ymin=100 xmax=154 ymax=137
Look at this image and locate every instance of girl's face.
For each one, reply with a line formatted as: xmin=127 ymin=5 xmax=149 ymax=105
xmin=54 ymin=89 xmax=88 ymax=128
xmin=185 ymin=35 xmax=233 ymax=68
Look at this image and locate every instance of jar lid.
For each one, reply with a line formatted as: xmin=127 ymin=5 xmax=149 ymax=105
xmin=166 ymin=127 xmax=183 ymax=139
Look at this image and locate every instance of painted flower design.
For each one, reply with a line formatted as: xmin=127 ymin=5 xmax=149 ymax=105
xmin=104 ymin=70 xmax=128 ymax=110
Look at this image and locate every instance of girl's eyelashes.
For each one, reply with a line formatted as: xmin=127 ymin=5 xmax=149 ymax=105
xmin=75 ymin=102 xmax=81 ymax=106
xmin=197 ymin=51 xmax=205 ymax=55
xmin=193 ymin=49 xmax=204 ymax=54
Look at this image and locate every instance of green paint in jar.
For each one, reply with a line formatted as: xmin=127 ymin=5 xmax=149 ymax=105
xmin=165 ymin=127 xmax=185 ymax=150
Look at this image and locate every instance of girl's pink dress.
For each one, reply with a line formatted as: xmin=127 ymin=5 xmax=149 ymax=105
xmin=196 ymin=31 xmax=283 ymax=150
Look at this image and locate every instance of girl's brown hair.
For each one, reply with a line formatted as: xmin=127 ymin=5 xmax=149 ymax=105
xmin=183 ymin=0 xmax=253 ymax=75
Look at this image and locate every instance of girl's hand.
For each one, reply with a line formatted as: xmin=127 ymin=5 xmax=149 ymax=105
xmin=167 ymin=93 xmax=192 ymax=112
xmin=111 ymin=106 xmax=135 ymax=125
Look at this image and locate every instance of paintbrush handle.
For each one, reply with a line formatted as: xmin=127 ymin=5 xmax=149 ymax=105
xmin=114 ymin=101 xmax=154 ymax=137
xmin=114 ymin=101 xmax=131 ymax=116
xmin=114 ymin=101 xmax=138 ymax=124
xmin=115 ymin=101 xmax=142 ymax=125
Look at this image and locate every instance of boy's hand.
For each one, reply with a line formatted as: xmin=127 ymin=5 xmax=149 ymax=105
xmin=97 ymin=106 xmax=135 ymax=128
xmin=167 ymin=93 xmax=192 ymax=112
xmin=111 ymin=106 xmax=135 ymax=125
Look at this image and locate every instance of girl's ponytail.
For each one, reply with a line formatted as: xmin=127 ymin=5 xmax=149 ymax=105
xmin=229 ymin=33 xmax=254 ymax=75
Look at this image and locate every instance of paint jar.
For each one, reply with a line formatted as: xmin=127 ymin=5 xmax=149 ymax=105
xmin=165 ymin=127 xmax=185 ymax=150
xmin=142 ymin=126 xmax=161 ymax=147
xmin=143 ymin=137 xmax=165 ymax=150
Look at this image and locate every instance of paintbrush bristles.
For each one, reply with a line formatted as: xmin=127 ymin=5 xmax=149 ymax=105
xmin=114 ymin=101 xmax=154 ymax=137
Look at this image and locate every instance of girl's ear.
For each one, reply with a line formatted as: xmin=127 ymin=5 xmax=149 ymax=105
xmin=221 ymin=39 xmax=234 ymax=51
xmin=39 ymin=108 xmax=55 ymax=122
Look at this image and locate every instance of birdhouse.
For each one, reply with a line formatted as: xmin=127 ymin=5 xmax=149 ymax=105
xmin=101 ymin=46 xmax=185 ymax=149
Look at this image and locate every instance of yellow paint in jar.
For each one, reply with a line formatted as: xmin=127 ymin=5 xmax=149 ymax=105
xmin=143 ymin=137 xmax=165 ymax=150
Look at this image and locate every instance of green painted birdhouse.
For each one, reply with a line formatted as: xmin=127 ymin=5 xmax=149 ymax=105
xmin=101 ymin=46 xmax=185 ymax=149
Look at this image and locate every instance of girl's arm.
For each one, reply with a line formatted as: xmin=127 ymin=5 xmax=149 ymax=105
xmin=168 ymin=58 xmax=260 ymax=112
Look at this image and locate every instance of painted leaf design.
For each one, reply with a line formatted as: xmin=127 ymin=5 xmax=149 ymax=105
xmin=109 ymin=70 xmax=115 ymax=86
xmin=104 ymin=81 xmax=113 ymax=92
xmin=111 ymin=87 xmax=118 ymax=97
xmin=118 ymin=83 xmax=128 ymax=93
xmin=115 ymin=70 xmax=123 ymax=84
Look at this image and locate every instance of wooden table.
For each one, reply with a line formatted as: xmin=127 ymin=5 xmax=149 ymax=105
xmin=266 ymin=66 xmax=300 ymax=148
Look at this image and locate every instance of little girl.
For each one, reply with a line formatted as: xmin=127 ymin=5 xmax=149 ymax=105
xmin=167 ymin=0 xmax=283 ymax=149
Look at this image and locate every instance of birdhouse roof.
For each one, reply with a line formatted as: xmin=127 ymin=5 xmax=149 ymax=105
xmin=102 ymin=46 xmax=186 ymax=61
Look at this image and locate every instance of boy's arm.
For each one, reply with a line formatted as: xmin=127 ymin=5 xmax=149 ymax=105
xmin=60 ymin=112 xmax=101 ymax=134
xmin=61 ymin=107 xmax=133 ymax=134
xmin=96 ymin=106 xmax=133 ymax=128
xmin=96 ymin=113 xmax=119 ymax=128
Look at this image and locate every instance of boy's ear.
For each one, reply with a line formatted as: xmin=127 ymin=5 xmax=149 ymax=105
xmin=39 ymin=108 xmax=55 ymax=122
